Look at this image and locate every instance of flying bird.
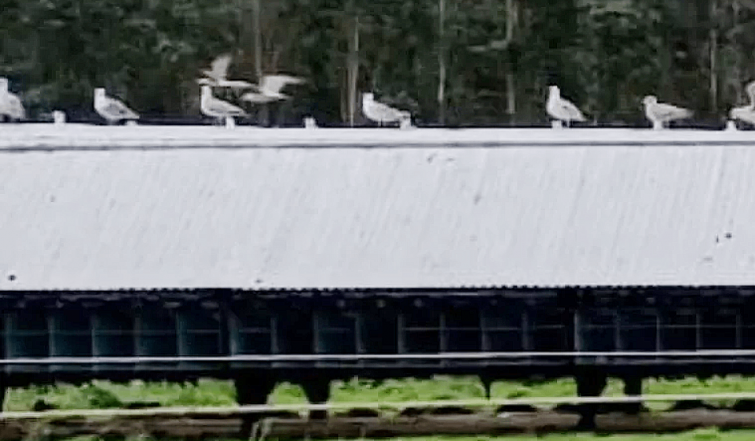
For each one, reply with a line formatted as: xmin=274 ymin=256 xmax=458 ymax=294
xmin=94 ymin=88 xmax=139 ymax=124
xmin=642 ymin=95 xmax=692 ymax=129
xmin=0 ymin=77 xmax=26 ymax=122
xmin=729 ymin=80 xmax=755 ymax=127
xmin=198 ymin=54 xmax=254 ymax=89
xmin=361 ymin=92 xmax=411 ymax=127
xmin=546 ymin=85 xmax=586 ymax=127
xmin=200 ymin=85 xmax=247 ymax=124
xmin=241 ymin=75 xmax=305 ymax=103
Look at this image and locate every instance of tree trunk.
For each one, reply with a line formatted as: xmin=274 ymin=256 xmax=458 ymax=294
xmin=437 ymin=0 xmax=446 ymax=125
xmin=709 ymin=0 xmax=718 ymax=113
xmin=347 ymin=14 xmax=360 ymax=127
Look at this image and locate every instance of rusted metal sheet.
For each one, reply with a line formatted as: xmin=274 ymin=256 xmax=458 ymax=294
xmin=1 ymin=127 xmax=754 ymax=290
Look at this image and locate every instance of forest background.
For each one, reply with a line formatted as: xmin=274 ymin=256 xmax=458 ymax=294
xmin=1 ymin=0 xmax=752 ymax=126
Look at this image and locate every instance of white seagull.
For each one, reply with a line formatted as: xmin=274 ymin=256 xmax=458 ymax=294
xmin=729 ymin=81 xmax=755 ymax=127
xmin=642 ymin=95 xmax=692 ymax=129
xmin=94 ymin=88 xmax=139 ymax=124
xmin=241 ymin=75 xmax=305 ymax=103
xmin=0 ymin=77 xmax=26 ymax=121
xmin=200 ymin=85 xmax=247 ymax=124
xmin=546 ymin=85 xmax=586 ymax=127
xmin=361 ymin=92 xmax=411 ymax=127
xmin=198 ymin=54 xmax=254 ymax=89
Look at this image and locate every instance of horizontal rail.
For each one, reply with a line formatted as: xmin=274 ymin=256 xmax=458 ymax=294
xmin=1 ymin=349 xmax=755 ymax=364
xmin=2 ymin=392 xmax=755 ymax=421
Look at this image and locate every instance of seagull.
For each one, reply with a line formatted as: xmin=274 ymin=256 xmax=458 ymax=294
xmin=729 ymin=81 xmax=755 ymax=127
xmin=642 ymin=95 xmax=692 ymax=129
xmin=304 ymin=116 xmax=318 ymax=129
xmin=241 ymin=75 xmax=305 ymax=103
xmin=0 ymin=77 xmax=26 ymax=122
xmin=198 ymin=54 xmax=254 ymax=89
xmin=94 ymin=88 xmax=139 ymax=124
xmin=361 ymin=92 xmax=411 ymax=127
xmin=200 ymin=85 xmax=247 ymax=124
xmin=546 ymin=85 xmax=586 ymax=127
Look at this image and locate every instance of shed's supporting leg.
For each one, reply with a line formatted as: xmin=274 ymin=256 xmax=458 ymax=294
xmin=301 ymin=379 xmax=331 ymax=420
xmin=235 ymin=373 xmax=276 ymax=439
xmin=0 ymin=377 xmax=6 ymax=412
xmin=575 ymin=368 xmax=607 ymax=430
xmin=623 ymin=375 xmax=644 ymax=414
xmin=480 ymin=374 xmax=493 ymax=400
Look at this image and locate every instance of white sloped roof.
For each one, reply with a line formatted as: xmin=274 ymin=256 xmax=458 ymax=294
xmin=0 ymin=125 xmax=754 ymax=290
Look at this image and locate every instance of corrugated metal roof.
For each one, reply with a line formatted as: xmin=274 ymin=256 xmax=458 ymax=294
xmin=2 ymin=126 xmax=755 ymax=290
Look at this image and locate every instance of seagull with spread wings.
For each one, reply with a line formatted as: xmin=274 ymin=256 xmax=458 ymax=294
xmin=642 ymin=95 xmax=692 ymax=129
xmin=0 ymin=77 xmax=25 ymax=122
xmin=94 ymin=88 xmax=139 ymax=125
xmin=240 ymin=74 xmax=305 ymax=103
xmin=197 ymin=54 xmax=254 ymax=89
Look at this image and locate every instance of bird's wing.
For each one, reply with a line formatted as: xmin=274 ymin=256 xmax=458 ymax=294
xmin=196 ymin=78 xmax=217 ymax=86
xmin=7 ymin=94 xmax=25 ymax=119
xmin=208 ymin=97 xmax=246 ymax=116
xmin=219 ymin=79 xmax=255 ymax=89
xmin=260 ymin=75 xmax=304 ymax=94
xmin=241 ymin=92 xmax=276 ymax=103
xmin=104 ymin=98 xmax=139 ymax=119
xmin=746 ymin=81 xmax=755 ymax=102
xmin=653 ymin=102 xmax=692 ymax=120
xmin=205 ymin=54 xmax=232 ymax=80
xmin=558 ymin=99 xmax=586 ymax=121
xmin=731 ymin=106 xmax=755 ymax=125
xmin=375 ymin=101 xmax=404 ymax=118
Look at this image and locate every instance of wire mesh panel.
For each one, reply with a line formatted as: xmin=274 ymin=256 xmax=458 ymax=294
xmin=92 ymin=307 xmax=135 ymax=357
xmin=445 ymin=304 xmax=482 ymax=352
xmin=136 ymin=307 xmax=177 ymax=357
xmin=50 ymin=309 xmax=92 ymax=357
xmin=699 ymin=307 xmax=738 ymax=350
xmin=528 ymin=304 xmax=571 ymax=352
xmin=314 ymin=310 xmax=356 ymax=354
xmin=481 ymin=304 xmax=525 ymax=352
xmin=6 ymin=311 xmax=48 ymax=358
xmin=618 ymin=308 xmax=659 ymax=352
xmin=229 ymin=308 xmax=273 ymax=355
xmin=401 ymin=306 xmax=441 ymax=354
xmin=739 ymin=297 xmax=755 ymax=349
xmin=579 ymin=307 xmax=616 ymax=352
xmin=661 ymin=307 xmax=698 ymax=351
xmin=274 ymin=308 xmax=313 ymax=355
xmin=359 ymin=306 xmax=398 ymax=355
xmin=177 ymin=308 xmax=222 ymax=357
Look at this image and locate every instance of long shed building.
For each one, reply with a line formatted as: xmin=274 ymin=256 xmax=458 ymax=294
xmin=2 ymin=125 xmax=755 ymax=424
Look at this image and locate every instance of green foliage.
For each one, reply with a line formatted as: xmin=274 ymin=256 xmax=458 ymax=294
xmin=7 ymin=375 xmax=755 ymax=412
xmin=1 ymin=0 xmax=753 ymax=125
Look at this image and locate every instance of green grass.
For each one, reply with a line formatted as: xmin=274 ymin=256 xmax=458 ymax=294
xmin=53 ymin=429 xmax=755 ymax=441
xmin=7 ymin=374 xmax=755 ymax=411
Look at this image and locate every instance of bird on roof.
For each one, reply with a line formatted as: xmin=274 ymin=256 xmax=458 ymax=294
xmin=200 ymin=85 xmax=247 ymax=124
xmin=94 ymin=88 xmax=139 ymax=125
xmin=361 ymin=92 xmax=411 ymax=127
xmin=0 ymin=77 xmax=25 ymax=122
xmin=197 ymin=54 xmax=255 ymax=89
xmin=729 ymin=81 xmax=755 ymax=128
xmin=642 ymin=95 xmax=692 ymax=130
xmin=240 ymin=74 xmax=305 ymax=103
xmin=546 ymin=85 xmax=587 ymax=127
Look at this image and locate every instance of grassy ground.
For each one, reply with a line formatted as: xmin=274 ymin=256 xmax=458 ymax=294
xmin=55 ymin=429 xmax=755 ymax=441
xmin=7 ymin=375 xmax=755 ymax=411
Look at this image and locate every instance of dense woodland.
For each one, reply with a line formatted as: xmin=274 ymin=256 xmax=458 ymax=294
xmin=2 ymin=0 xmax=755 ymax=126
